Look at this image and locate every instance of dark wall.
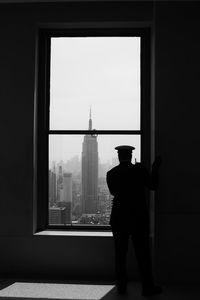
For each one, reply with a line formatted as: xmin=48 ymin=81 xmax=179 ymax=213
xmin=0 ymin=2 xmax=152 ymax=280
xmin=0 ymin=1 xmax=200 ymax=283
xmin=155 ymin=1 xmax=200 ymax=283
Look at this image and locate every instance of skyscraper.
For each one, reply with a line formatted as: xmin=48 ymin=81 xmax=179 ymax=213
xmin=57 ymin=165 xmax=63 ymax=202
xmin=58 ymin=172 xmax=72 ymax=223
xmin=81 ymin=108 xmax=98 ymax=214
xmin=49 ymin=207 xmax=67 ymax=225
xmin=63 ymin=173 xmax=72 ymax=203
xmin=49 ymin=164 xmax=56 ymax=206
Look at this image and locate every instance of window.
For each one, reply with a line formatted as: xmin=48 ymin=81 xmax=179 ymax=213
xmin=36 ymin=27 xmax=150 ymax=232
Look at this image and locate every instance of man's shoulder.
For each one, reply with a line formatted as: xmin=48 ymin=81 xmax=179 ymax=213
xmin=107 ymin=163 xmax=135 ymax=174
xmin=107 ymin=163 xmax=147 ymax=174
xmin=107 ymin=165 xmax=120 ymax=175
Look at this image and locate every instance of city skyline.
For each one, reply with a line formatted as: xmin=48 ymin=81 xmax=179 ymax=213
xmin=49 ymin=113 xmax=115 ymax=225
xmin=48 ymin=36 xmax=141 ymax=225
xmin=49 ymin=126 xmax=141 ymax=165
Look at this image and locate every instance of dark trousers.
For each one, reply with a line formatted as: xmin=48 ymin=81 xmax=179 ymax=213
xmin=111 ymin=218 xmax=154 ymax=289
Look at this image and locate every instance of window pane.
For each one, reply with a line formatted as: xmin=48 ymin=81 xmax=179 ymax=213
xmin=50 ymin=37 xmax=140 ymax=130
xmin=48 ymin=134 xmax=140 ymax=226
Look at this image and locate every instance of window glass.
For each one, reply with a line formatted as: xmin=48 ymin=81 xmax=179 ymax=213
xmin=49 ymin=134 xmax=140 ymax=226
xmin=50 ymin=37 xmax=140 ymax=130
xmin=48 ymin=34 xmax=142 ymax=228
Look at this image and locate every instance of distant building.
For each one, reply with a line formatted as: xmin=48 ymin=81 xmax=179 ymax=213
xmin=49 ymin=167 xmax=56 ymax=205
xmin=57 ymin=201 xmax=72 ymax=224
xmin=65 ymin=155 xmax=81 ymax=176
xmin=57 ymin=172 xmax=72 ymax=223
xmin=57 ymin=165 xmax=63 ymax=202
xmin=49 ymin=207 xmax=66 ymax=225
xmin=63 ymin=173 xmax=72 ymax=203
xmin=81 ymin=109 xmax=98 ymax=214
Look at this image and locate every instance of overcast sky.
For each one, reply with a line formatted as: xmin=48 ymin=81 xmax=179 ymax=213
xmin=49 ymin=37 xmax=141 ymax=164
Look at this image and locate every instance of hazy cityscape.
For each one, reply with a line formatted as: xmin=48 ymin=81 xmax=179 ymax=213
xmin=49 ymin=37 xmax=141 ymax=226
xmin=49 ymin=156 xmax=117 ymax=226
xmin=49 ymin=113 xmax=118 ymax=226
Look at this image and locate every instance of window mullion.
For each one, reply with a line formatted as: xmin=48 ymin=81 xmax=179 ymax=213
xmin=48 ymin=130 xmax=142 ymax=135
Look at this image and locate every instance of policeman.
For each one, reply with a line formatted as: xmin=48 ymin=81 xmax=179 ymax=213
xmin=106 ymin=145 xmax=162 ymax=296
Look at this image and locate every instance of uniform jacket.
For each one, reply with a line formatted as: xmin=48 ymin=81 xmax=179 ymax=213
xmin=106 ymin=162 xmax=157 ymax=229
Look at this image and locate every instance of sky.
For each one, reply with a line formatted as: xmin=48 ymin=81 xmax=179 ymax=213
xmin=49 ymin=37 xmax=141 ymax=163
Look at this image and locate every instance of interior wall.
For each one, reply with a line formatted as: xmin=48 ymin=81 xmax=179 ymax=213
xmin=0 ymin=2 xmax=153 ymax=281
xmin=155 ymin=1 xmax=200 ymax=283
xmin=0 ymin=1 xmax=200 ymax=284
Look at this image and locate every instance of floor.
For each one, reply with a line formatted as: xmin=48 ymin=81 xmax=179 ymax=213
xmin=0 ymin=279 xmax=199 ymax=300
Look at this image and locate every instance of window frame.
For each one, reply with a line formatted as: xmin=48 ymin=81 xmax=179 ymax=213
xmin=35 ymin=26 xmax=151 ymax=233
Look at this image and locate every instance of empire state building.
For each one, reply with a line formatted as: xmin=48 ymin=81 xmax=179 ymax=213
xmin=81 ymin=109 xmax=98 ymax=214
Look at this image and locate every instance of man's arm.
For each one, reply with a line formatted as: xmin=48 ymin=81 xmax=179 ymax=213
xmin=140 ymin=156 xmax=162 ymax=190
xmin=149 ymin=156 xmax=162 ymax=190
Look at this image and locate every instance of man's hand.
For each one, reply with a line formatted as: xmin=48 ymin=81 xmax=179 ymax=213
xmin=152 ymin=156 xmax=162 ymax=170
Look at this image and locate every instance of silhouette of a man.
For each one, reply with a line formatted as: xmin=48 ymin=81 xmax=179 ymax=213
xmin=106 ymin=145 xmax=162 ymax=296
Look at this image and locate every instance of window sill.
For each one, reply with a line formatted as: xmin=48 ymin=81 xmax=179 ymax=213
xmin=34 ymin=230 xmax=113 ymax=237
